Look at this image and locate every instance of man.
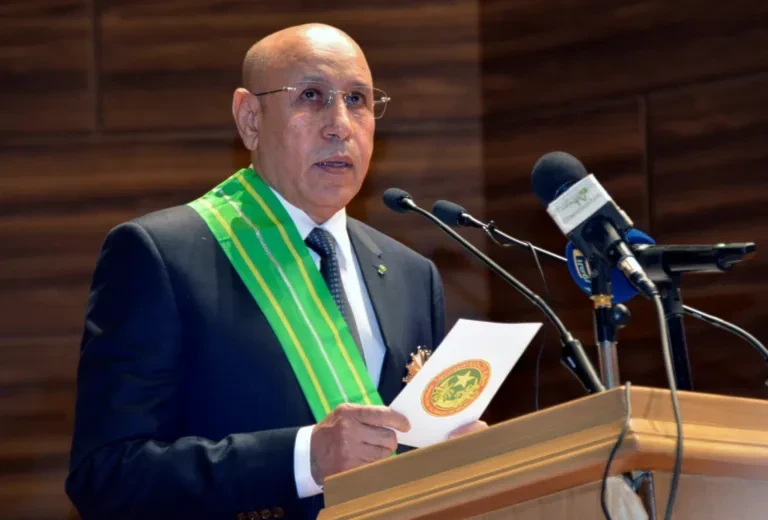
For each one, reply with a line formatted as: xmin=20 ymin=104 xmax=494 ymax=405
xmin=66 ymin=24 xmax=485 ymax=520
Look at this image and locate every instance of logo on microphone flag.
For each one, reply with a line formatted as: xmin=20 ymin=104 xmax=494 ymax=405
xmin=547 ymin=174 xmax=612 ymax=234
xmin=421 ymin=360 xmax=491 ymax=417
xmin=572 ymin=248 xmax=592 ymax=282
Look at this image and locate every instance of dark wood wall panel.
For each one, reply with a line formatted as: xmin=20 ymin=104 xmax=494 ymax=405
xmin=100 ymin=0 xmax=482 ymax=130
xmin=482 ymin=0 xmax=768 ymax=113
xmin=479 ymin=0 xmax=768 ymax=423
xmin=648 ymin=74 xmax=768 ymax=395
xmin=0 ymin=337 xmax=78 ymax=520
xmin=0 ymin=0 xmax=91 ymax=134
xmin=3 ymin=0 xmax=768 ymax=517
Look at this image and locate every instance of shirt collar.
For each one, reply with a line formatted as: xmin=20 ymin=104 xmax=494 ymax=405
xmin=269 ymin=186 xmax=353 ymax=270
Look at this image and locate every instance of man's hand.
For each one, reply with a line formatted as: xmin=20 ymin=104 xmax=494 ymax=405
xmin=447 ymin=420 xmax=488 ymax=440
xmin=310 ymin=403 xmax=411 ymax=485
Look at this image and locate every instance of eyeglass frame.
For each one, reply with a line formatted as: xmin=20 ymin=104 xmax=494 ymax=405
xmin=250 ymin=81 xmax=391 ymax=120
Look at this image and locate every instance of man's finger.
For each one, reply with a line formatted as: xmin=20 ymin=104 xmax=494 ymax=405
xmin=447 ymin=420 xmax=488 ymax=439
xmin=348 ymin=405 xmax=410 ymax=432
xmin=358 ymin=442 xmax=393 ymax=463
xmin=351 ymin=421 xmax=398 ymax=451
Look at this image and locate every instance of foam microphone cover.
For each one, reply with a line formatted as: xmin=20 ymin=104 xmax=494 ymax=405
xmin=382 ymin=188 xmax=413 ymax=213
xmin=531 ymin=151 xmax=589 ymax=206
xmin=432 ymin=200 xmax=467 ymax=227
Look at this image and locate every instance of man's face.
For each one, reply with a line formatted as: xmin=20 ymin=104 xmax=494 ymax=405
xmin=254 ymin=40 xmax=375 ymax=222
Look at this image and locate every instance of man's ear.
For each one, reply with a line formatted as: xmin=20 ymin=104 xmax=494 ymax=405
xmin=233 ymin=88 xmax=260 ymax=151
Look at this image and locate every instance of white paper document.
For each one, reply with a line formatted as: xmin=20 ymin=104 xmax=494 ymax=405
xmin=390 ymin=319 xmax=541 ymax=448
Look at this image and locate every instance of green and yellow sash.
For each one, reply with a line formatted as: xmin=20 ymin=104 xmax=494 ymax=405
xmin=189 ymin=167 xmax=383 ymax=421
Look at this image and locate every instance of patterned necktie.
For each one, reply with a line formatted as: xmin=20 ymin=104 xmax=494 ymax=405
xmin=305 ymin=227 xmax=365 ymax=365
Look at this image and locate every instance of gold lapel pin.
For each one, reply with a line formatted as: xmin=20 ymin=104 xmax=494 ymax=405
xmin=377 ymin=264 xmax=387 ymax=276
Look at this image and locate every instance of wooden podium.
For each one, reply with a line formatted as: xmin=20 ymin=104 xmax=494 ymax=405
xmin=318 ymin=386 xmax=768 ymax=519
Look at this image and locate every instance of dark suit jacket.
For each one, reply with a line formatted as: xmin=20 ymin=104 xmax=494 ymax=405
xmin=65 ymin=204 xmax=446 ymax=520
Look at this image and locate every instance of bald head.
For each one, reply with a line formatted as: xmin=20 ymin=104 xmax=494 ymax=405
xmin=242 ymin=24 xmax=370 ymax=92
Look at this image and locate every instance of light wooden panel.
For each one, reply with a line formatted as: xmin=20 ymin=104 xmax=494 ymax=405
xmin=468 ymin=478 xmax=646 ymax=519
xmin=321 ymin=387 xmax=768 ymax=519
xmin=99 ymin=0 xmax=482 ymax=130
xmin=654 ymin=472 xmax=768 ymax=520
xmin=0 ymin=0 xmax=91 ymax=134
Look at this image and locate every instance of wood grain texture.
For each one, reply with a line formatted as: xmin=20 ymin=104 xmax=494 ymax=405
xmin=648 ymin=74 xmax=768 ymax=397
xmin=481 ymin=0 xmax=768 ymax=113
xmin=100 ymin=0 xmax=482 ymax=130
xmin=653 ymin=472 xmax=768 ymax=520
xmin=0 ymin=337 xmax=78 ymax=520
xmin=3 ymin=1 xmax=768 ymax=518
xmin=468 ymin=477 xmax=648 ymax=520
xmin=321 ymin=386 xmax=768 ymax=519
xmin=0 ymin=0 xmax=91 ymax=134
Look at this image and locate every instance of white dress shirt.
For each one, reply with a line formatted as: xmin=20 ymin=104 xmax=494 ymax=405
xmin=268 ymin=187 xmax=387 ymax=498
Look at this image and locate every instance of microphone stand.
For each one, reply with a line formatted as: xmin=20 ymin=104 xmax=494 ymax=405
xmin=656 ymin=276 xmax=695 ymax=391
xmin=488 ymin=220 xmax=628 ymax=388
xmin=591 ymin=260 xmax=621 ymax=388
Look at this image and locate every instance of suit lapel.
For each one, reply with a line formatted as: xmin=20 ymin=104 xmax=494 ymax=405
xmin=347 ymin=219 xmax=407 ymax=406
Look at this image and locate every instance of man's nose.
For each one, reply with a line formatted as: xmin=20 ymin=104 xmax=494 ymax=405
xmin=321 ymin=94 xmax=352 ymax=141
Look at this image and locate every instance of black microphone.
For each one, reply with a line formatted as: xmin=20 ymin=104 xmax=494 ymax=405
xmin=382 ymin=188 xmax=414 ymax=213
xmin=531 ymin=152 xmax=658 ymax=299
xmin=431 ymin=199 xmax=485 ymax=229
xmin=382 ymin=188 xmax=606 ymax=394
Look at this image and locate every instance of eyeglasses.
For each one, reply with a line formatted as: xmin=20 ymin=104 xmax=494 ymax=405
xmin=252 ymin=81 xmax=391 ymax=120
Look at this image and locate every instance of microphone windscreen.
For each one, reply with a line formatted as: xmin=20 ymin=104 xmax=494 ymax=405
xmin=531 ymin=151 xmax=589 ymax=206
xmin=382 ymin=188 xmax=412 ymax=213
xmin=432 ymin=200 xmax=467 ymax=227
xmin=566 ymin=229 xmax=655 ymax=304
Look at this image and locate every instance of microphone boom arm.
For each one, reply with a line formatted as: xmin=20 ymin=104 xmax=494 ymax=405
xmin=396 ymin=198 xmax=605 ymax=394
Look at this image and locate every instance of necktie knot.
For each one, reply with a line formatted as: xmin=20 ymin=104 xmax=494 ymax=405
xmin=305 ymin=227 xmax=336 ymax=259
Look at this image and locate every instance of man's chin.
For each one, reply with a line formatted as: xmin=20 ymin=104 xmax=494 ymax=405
xmin=304 ymin=185 xmax=360 ymax=219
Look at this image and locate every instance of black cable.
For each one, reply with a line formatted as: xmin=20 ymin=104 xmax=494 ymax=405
xmin=528 ymin=244 xmax=551 ymax=412
xmin=601 ymin=382 xmax=632 ymax=520
xmin=683 ymin=304 xmax=768 ymax=362
xmin=483 ymin=225 xmax=552 ymax=411
xmin=652 ymin=294 xmax=684 ymax=520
